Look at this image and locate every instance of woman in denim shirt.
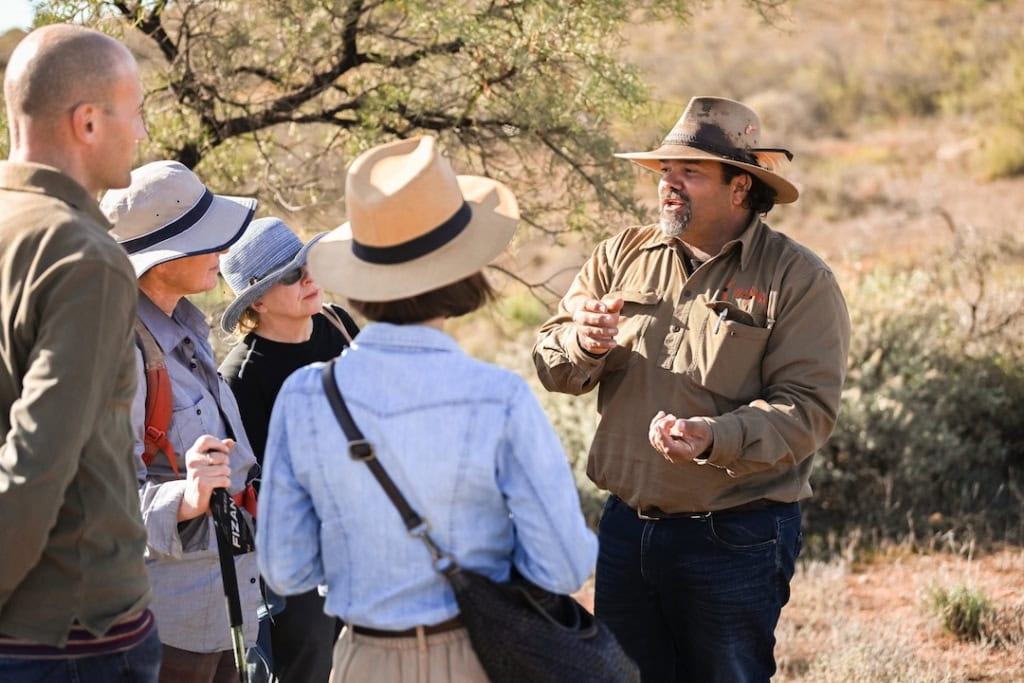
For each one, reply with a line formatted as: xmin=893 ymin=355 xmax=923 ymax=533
xmin=256 ymin=137 xmax=597 ymax=682
xmin=219 ymin=217 xmax=359 ymax=683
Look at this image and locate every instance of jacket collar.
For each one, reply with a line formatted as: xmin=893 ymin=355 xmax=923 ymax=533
xmin=0 ymin=161 xmax=111 ymax=230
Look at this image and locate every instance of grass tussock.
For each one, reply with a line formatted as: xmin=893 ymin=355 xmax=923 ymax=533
xmin=930 ymin=585 xmax=995 ymax=642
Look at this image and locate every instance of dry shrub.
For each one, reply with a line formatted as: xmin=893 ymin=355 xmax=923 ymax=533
xmin=805 ymin=224 xmax=1024 ymax=549
xmin=775 ymin=559 xmax=960 ymax=683
xmin=981 ymin=603 xmax=1024 ymax=650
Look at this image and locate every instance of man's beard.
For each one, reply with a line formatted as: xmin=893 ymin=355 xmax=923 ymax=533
xmin=659 ymin=203 xmax=691 ymax=237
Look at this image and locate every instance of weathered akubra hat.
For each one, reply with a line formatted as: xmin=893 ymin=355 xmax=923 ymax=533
xmin=103 ymin=160 xmax=257 ymax=277
xmin=219 ymin=217 xmax=326 ymax=333
xmin=307 ymin=136 xmax=519 ymax=302
xmin=615 ymin=96 xmax=799 ymax=204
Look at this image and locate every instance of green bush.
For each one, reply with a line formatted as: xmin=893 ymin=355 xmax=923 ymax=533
xmin=929 ymin=585 xmax=995 ymax=642
xmin=806 ymin=236 xmax=1024 ymax=547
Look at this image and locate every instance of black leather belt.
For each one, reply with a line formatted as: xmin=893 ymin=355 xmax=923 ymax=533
xmin=352 ymin=615 xmax=463 ymax=639
xmin=634 ymin=498 xmax=777 ymax=520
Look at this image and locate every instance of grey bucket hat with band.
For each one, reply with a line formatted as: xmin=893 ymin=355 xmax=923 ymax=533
xmin=219 ymin=217 xmax=326 ymax=333
xmin=308 ymin=136 xmax=519 ymax=302
xmin=614 ymin=96 xmax=799 ymax=204
xmin=103 ymin=160 xmax=257 ymax=277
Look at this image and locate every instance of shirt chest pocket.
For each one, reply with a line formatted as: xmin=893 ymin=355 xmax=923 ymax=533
xmin=171 ymin=391 xmax=215 ymax=459
xmin=604 ymin=290 xmax=661 ymax=373
xmin=690 ymin=301 xmax=771 ymax=402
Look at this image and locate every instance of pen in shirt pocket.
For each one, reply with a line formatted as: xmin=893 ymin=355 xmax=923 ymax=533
xmin=713 ymin=307 xmax=729 ymax=335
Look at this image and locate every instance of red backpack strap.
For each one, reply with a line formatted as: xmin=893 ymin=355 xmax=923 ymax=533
xmin=134 ymin=318 xmax=179 ymax=479
xmin=233 ymin=483 xmax=258 ymax=519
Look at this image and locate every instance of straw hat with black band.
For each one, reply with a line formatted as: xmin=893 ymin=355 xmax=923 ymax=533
xmin=615 ymin=95 xmax=799 ymax=204
xmin=102 ymin=160 xmax=257 ymax=277
xmin=308 ymin=136 xmax=519 ymax=302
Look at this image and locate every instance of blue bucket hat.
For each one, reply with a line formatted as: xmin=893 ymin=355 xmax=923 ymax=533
xmin=219 ymin=217 xmax=325 ymax=333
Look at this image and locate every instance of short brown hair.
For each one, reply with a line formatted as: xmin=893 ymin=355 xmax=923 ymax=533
xmin=349 ymin=272 xmax=495 ymax=324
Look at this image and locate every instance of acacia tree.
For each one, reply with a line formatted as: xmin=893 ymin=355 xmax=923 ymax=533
xmin=35 ymin=0 xmax=782 ymax=238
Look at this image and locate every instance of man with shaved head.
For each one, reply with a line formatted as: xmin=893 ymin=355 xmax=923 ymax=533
xmin=0 ymin=24 xmax=158 ymax=681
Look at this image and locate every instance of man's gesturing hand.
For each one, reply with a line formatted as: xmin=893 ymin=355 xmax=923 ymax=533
xmin=573 ymin=297 xmax=624 ymax=356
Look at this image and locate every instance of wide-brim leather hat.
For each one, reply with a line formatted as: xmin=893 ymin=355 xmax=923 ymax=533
xmin=103 ymin=160 xmax=257 ymax=277
xmin=308 ymin=136 xmax=519 ymax=302
xmin=219 ymin=217 xmax=326 ymax=333
xmin=615 ymin=96 xmax=799 ymax=204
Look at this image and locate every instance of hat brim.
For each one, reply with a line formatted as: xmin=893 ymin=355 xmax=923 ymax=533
xmin=220 ymin=232 xmax=326 ymax=333
xmin=129 ymin=194 xmax=258 ymax=277
xmin=614 ymin=145 xmax=799 ymax=204
xmin=308 ymin=175 xmax=518 ymax=302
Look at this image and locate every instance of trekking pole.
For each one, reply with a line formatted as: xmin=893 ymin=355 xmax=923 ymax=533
xmin=211 ymin=487 xmax=249 ymax=683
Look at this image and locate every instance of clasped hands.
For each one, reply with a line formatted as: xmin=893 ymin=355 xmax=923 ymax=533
xmin=648 ymin=412 xmax=713 ymax=464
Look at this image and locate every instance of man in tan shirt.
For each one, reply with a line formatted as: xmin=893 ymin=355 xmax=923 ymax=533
xmin=0 ymin=24 xmax=157 ymax=681
xmin=534 ymin=97 xmax=851 ymax=682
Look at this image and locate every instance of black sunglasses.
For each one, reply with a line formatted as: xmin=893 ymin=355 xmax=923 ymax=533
xmin=278 ymin=266 xmax=304 ymax=286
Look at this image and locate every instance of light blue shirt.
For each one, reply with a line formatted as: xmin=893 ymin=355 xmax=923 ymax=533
xmin=257 ymin=322 xmax=597 ymax=630
xmin=133 ymin=294 xmax=261 ymax=652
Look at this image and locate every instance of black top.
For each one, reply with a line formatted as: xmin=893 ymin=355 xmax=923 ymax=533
xmin=219 ymin=305 xmax=359 ymax=463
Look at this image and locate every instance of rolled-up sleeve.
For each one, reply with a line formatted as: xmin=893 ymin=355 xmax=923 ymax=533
xmin=131 ymin=346 xmax=201 ymax=559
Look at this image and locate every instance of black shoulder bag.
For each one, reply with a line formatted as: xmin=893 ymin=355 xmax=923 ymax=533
xmin=319 ymin=361 xmax=639 ymax=683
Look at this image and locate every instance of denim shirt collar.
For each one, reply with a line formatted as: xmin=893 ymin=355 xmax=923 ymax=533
xmin=137 ymin=291 xmax=211 ymax=353
xmin=355 ymin=322 xmax=463 ymax=354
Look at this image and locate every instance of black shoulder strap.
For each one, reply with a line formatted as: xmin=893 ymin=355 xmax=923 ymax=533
xmin=319 ymin=359 xmax=424 ymax=533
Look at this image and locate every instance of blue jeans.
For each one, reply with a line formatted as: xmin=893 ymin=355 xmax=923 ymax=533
xmin=595 ymin=495 xmax=802 ymax=683
xmin=0 ymin=625 xmax=161 ymax=683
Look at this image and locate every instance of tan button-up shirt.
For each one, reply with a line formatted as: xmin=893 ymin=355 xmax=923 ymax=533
xmin=0 ymin=162 xmax=151 ymax=645
xmin=533 ymin=217 xmax=851 ymax=513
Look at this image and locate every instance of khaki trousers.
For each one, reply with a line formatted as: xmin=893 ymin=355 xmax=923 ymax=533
xmin=329 ymin=625 xmax=488 ymax=683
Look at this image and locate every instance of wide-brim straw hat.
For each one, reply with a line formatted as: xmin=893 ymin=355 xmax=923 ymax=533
xmin=615 ymin=96 xmax=799 ymax=204
xmin=308 ymin=136 xmax=519 ymax=302
xmin=219 ymin=217 xmax=326 ymax=333
xmin=103 ymin=160 xmax=257 ymax=277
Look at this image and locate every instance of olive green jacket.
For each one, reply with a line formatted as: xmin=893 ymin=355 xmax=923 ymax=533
xmin=0 ymin=162 xmax=151 ymax=646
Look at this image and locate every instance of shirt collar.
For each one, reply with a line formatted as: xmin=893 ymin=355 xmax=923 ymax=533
xmin=0 ymin=161 xmax=112 ymax=230
xmin=638 ymin=226 xmax=674 ymax=253
xmin=638 ymin=215 xmax=765 ymax=271
xmin=355 ymin=322 xmax=463 ymax=353
xmin=727 ymin=214 xmax=764 ymax=271
xmin=137 ymin=291 xmax=211 ymax=353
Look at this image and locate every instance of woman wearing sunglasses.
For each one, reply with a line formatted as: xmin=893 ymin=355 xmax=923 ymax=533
xmin=218 ymin=217 xmax=359 ymax=683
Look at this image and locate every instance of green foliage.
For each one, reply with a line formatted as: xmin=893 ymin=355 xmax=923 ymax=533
xmin=30 ymin=0 xmax=772 ymax=236
xmin=806 ymin=228 xmax=1024 ymax=546
xmin=929 ymin=585 xmax=994 ymax=641
xmin=496 ymin=291 xmax=549 ymax=329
